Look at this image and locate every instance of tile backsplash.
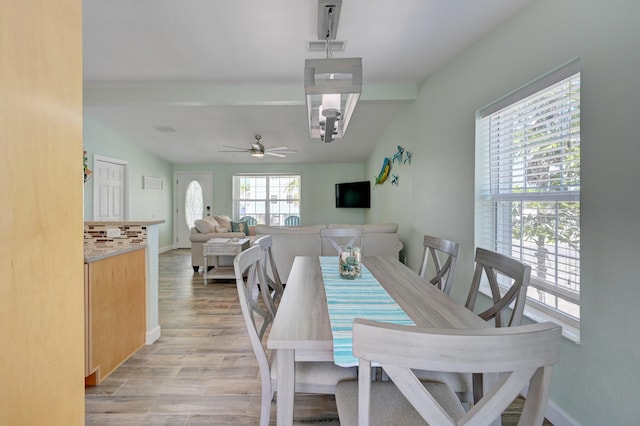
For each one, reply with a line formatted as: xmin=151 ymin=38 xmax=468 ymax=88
xmin=84 ymin=223 xmax=147 ymax=249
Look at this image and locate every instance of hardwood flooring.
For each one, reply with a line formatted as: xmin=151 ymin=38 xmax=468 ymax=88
xmin=85 ymin=249 xmax=552 ymax=425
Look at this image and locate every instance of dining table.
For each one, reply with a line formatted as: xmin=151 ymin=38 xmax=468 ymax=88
xmin=266 ymin=255 xmax=490 ymax=426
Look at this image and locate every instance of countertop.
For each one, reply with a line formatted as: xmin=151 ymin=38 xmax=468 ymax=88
xmin=84 ymin=244 xmax=147 ymax=263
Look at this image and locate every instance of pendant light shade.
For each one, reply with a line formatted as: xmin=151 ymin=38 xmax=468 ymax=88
xmin=304 ymin=57 xmax=362 ymax=143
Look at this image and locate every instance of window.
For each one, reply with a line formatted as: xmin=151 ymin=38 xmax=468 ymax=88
xmin=233 ymin=174 xmax=301 ymax=226
xmin=184 ymin=180 xmax=204 ymax=230
xmin=475 ymin=61 xmax=581 ymax=338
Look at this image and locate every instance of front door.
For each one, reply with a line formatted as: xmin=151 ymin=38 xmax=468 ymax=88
xmin=175 ymin=172 xmax=213 ymax=248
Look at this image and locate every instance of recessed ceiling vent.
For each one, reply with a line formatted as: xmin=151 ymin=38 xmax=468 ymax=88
xmin=154 ymin=125 xmax=176 ymax=133
xmin=307 ymin=40 xmax=346 ymax=52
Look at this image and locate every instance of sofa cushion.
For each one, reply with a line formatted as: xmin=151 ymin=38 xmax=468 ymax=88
xmin=215 ymin=226 xmax=230 ymax=233
xmin=231 ymin=220 xmax=250 ymax=235
xmin=255 ymin=224 xmax=326 ymax=235
xmin=194 ymin=219 xmax=216 ymax=234
xmin=362 ymin=223 xmax=398 ymax=233
xmin=327 ymin=223 xmax=398 ymax=233
xmin=214 ymin=215 xmax=232 ymax=229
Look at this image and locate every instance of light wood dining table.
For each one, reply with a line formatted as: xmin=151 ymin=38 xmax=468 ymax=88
xmin=267 ymin=256 xmax=490 ymax=426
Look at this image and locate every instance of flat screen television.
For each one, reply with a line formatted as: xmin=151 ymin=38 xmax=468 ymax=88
xmin=335 ymin=181 xmax=371 ymax=208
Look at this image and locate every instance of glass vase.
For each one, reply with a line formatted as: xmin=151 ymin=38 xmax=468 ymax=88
xmin=339 ymin=246 xmax=361 ymax=279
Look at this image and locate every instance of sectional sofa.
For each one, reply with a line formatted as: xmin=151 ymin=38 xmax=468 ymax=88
xmin=255 ymin=223 xmax=403 ymax=282
xmin=190 ymin=220 xmax=403 ymax=281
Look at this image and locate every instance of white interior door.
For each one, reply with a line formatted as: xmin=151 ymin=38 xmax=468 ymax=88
xmin=93 ymin=155 xmax=128 ymax=221
xmin=175 ymin=172 xmax=213 ymax=248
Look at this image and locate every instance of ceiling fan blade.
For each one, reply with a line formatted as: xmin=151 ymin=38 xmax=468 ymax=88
xmin=218 ymin=149 xmax=247 ymax=153
xmin=265 ymin=152 xmax=286 ymax=158
xmin=222 ymin=145 xmax=249 ymax=150
xmin=265 ymin=146 xmax=289 ymax=151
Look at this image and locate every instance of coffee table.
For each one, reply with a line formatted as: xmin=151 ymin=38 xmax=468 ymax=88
xmin=202 ymin=238 xmax=250 ymax=284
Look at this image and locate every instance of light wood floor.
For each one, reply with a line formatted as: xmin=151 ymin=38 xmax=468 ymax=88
xmin=85 ymin=249 xmax=552 ymax=425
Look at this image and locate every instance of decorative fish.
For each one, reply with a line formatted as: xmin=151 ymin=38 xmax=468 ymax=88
xmin=392 ymin=146 xmax=405 ymax=164
xmin=404 ymin=150 xmax=412 ymax=165
xmin=375 ymin=157 xmax=391 ymax=185
xmin=391 ymin=174 xmax=399 ymax=186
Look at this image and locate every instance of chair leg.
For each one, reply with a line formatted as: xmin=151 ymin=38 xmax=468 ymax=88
xmin=192 ymin=265 xmax=199 ymax=272
xmin=259 ymin=384 xmax=272 ymax=426
xmin=473 ymin=372 xmax=483 ymax=404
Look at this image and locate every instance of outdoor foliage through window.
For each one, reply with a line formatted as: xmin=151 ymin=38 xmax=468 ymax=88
xmin=233 ymin=175 xmax=301 ymax=226
xmin=476 ymin=67 xmax=580 ymax=327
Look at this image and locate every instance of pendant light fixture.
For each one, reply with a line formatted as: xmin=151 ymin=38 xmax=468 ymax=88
xmin=305 ymin=0 xmax=362 ymax=143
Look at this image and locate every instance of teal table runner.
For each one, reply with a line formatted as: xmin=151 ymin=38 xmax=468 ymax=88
xmin=319 ymin=256 xmax=415 ymax=367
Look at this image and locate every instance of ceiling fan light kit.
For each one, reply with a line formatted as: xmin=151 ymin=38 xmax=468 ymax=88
xmin=305 ymin=0 xmax=362 ymax=143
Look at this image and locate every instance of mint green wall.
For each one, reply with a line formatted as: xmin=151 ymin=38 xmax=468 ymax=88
xmin=173 ymin=162 xmax=367 ymax=225
xmin=83 ymin=117 xmax=174 ymax=249
xmin=366 ymin=0 xmax=640 ymax=423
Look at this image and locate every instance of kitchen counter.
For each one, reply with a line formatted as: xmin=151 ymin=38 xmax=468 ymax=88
xmin=84 ymin=243 xmax=146 ymax=263
xmin=84 ymin=220 xmax=164 ymax=345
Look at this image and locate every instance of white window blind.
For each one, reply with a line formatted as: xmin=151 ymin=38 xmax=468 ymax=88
xmin=476 ymin=63 xmax=581 ymax=333
xmin=232 ymin=174 xmax=301 ymax=226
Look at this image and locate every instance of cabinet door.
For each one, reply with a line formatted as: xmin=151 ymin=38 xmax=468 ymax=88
xmin=85 ymin=249 xmax=146 ymax=385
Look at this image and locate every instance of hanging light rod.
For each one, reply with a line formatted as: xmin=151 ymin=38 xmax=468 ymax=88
xmin=305 ymin=0 xmax=361 ymax=143
xmin=318 ymin=0 xmax=341 ymax=40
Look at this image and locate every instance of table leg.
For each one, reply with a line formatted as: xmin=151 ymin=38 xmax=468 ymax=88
xmin=203 ymin=254 xmax=208 ymax=286
xmin=276 ymin=348 xmax=295 ymax=426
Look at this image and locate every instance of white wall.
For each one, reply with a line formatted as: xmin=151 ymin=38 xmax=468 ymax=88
xmin=83 ymin=118 xmax=174 ymax=249
xmin=173 ymin=162 xmax=368 ymax=225
xmin=366 ymin=0 xmax=640 ymax=423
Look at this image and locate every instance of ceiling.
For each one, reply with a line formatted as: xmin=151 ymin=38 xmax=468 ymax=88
xmin=83 ymin=0 xmax=533 ymax=164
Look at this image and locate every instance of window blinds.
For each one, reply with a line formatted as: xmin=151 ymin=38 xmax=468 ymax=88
xmin=476 ymin=65 xmax=581 ymax=324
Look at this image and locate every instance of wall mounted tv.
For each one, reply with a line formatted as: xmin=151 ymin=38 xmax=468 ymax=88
xmin=335 ymin=181 xmax=371 ymax=208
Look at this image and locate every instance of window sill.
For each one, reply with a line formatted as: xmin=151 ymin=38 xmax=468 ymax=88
xmin=478 ymin=283 xmax=580 ymax=344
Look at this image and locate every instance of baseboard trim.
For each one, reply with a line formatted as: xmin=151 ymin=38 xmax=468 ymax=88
xmin=544 ymin=398 xmax=580 ymax=426
xmin=145 ymin=325 xmax=161 ymax=345
xmin=159 ymin=245 xmax=173 ymax=254
xmin=521 ymin=385 xmax=580 ymax=426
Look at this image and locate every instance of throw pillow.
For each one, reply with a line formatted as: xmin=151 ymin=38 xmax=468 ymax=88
xmin=214 ymin=215 xmax=232 ymax=229
xmin=194 ymin=219 xmax=216 ymax=234
xmin=203 ymin=216 xmax=220 ymax=227
xmin=231 ymin=220 xmax=249 ymax=236
xmin=215 ymin=226 xmax=230 ymax=233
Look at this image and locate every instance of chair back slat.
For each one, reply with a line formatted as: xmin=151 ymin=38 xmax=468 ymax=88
xmin=254 ymin=235 xmax=284 ymax=315
xmin=465 ymin=248 xmax=531 ymax=328
xmin=321 ymin=228 xmax=365 ymax=256
xmin=418 ymin=235 xmax=459 ymax=295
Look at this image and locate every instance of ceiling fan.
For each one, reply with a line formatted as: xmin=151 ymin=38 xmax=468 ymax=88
xmin=219 ymin=135 xmax=296 ymax=158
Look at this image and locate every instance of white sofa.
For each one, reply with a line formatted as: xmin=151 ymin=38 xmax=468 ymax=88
xmin=255 ymin=223 xmax=403 ymax=283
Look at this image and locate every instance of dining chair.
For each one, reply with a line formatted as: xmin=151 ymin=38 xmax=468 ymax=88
xmin=465 ymin=247 xmax=532 ymax=403
xmin=253 ymin=235 xmax=284 ymax=317
xmin=284 ymin=215 xmax=300 ymax=226
xmin=418 ymin=235 xmax=460 ymax=295
xmin=239 ymin=215 xmax=257 ymax=226
xmin=233 ymin=245 xmax=357 ymax=426
xmin=465 ymin=247 xmax=531 ymax=328
xmin=321 ymin=227 xmax=365 ymax=256
xmin=336 ymin=318 xmax=561 ymax=426
xmin=414 ymin=247 xmax=532 ymax=404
